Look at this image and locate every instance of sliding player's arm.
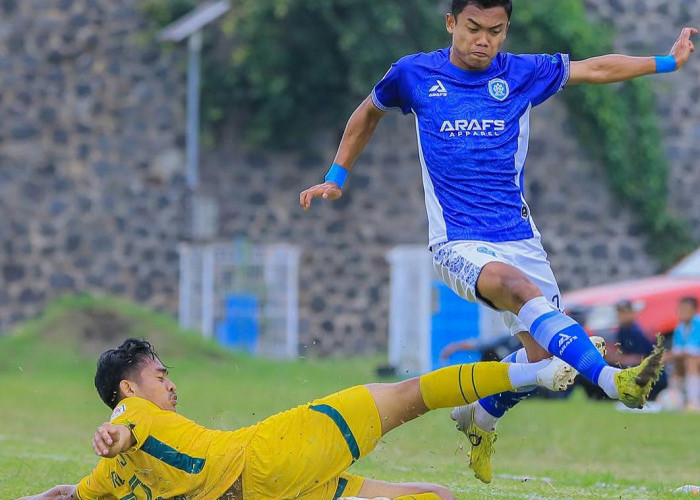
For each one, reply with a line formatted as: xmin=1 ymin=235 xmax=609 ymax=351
xmin=568 ymin=27 xmax=696 ymax=85
xmin=92 ymin=422 xmax=136 ymax=458
xmin=15 ymin=485 xmax=78 ymax=500
xmin=299 ymin=96 xmax=386 ymax=211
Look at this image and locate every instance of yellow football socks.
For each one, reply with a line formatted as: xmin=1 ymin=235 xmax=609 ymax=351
xmin=419 ymin=362 xmax=514 ymax=410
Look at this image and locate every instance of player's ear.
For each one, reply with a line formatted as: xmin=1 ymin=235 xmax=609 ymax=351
xmin=446 ymin=13 xmax=455 ymax=34
xmin=119 ymin=379 xmax=136 ymax=398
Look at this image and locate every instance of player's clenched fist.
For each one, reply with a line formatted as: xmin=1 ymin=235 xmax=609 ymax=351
xmin=299 ymin=181 xmax=343 ymax=212
xmin=92 ymin=422 xmax=126 ymax=458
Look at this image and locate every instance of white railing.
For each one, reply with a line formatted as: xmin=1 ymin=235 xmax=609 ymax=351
xmin=179 ymin=241 xmax=300 ymax=359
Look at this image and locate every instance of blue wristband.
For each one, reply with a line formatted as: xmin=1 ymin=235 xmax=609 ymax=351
xmin=655 ymin=55 xmax=677 ymax=74
xmin=324 ymin=162 xmax=348 ymax=188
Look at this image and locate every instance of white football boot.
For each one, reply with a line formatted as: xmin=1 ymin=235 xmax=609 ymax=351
xmin=537 ymin=336 xmax=607 ymax=391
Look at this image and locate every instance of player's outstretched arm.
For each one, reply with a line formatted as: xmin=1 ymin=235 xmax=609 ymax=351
xmin=92 ymin=422 xmax=136 ymax=458
xmin=568 ymin=27 xmax=697 ymax=85
xmin=15 ymin=485 xmax=78 ymax=500
xmin=299 ymin=95 xmax=386 ymax=211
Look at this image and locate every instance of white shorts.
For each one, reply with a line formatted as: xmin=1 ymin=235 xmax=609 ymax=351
xmin=432 ymin=238 xmax=562 ymax=336
xmin=677 ymin=346 xmax=700 ymax=357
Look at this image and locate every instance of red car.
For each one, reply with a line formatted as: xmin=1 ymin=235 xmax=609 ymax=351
xmin=563 ymin=248 xmax=700 ymax=343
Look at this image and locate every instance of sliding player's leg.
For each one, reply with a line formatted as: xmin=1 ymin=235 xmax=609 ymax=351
xmin=367 ymin=357 xmax=568 ymax=436
xmin=261 ymin=359 xmax=566 ymax=500
xmin=248 ymin=362 xmax=533 ymax=500
xmin=342 ymin=474 xmax=455 ymax=500
xmin=332 ymin=359 xmax=567 ymax=498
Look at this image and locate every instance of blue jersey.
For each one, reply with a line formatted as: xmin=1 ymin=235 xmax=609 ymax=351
xmin=372 ymin=48 xmax=570 ymax=247
xmin=673 ymin=314 xmax=700 ymax=352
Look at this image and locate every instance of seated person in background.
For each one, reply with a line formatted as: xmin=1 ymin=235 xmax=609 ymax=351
xmin=17 ymin=337 xmax=578 ymax=500
xmin=665 ymin=296 xmax=700 ymax=411
xmin=608 ymin=300 xmax=654 ymax=367
xmin=576 ymin=301 xmax=665 ymax=401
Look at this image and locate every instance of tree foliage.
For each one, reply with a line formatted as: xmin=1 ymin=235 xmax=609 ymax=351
xmin=142 ymin=0 xmax=695 ymax=265
xmin=143 ymin=0 xmax=447 ymax=148
xmin=509 ymin=0 xmax=695 ymax=265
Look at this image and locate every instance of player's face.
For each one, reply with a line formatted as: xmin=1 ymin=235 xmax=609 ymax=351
xmin=616 ymin=308 xmax=635 ymax=326
xmin=446 ymin=5 xmax=509 ymax=71
xmin=678 ymin=302 xmax=697 ymax=323
xmin=128 ymin=358 xmax=178 ymax=412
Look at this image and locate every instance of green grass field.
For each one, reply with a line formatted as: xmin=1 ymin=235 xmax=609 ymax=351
xmin=1 ymin=297 xmax=698 ymax=499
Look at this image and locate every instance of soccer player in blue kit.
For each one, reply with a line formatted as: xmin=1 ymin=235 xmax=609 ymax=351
xmin=300 ymin=0 xmax=697 ymax=485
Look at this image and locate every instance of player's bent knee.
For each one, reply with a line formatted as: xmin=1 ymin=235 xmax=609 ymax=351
xmin=502 ymin=275 xmax=541 ymax=304
xmin=479 ymin=263 xmax=542 ymax=310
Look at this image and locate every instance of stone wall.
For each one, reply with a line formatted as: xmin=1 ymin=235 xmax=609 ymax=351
xmin=0 ymin=0 xmax=697 ymax=354
xmin=583 ymin=0 xmax=700 ymax=238
xmin=0 ymin=0 xmax=187 ymax=331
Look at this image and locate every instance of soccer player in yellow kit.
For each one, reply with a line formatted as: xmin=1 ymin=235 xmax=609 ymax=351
xmin=17 ymin=338 xmax=588 ymax=500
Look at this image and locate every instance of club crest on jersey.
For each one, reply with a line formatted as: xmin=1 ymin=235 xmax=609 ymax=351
xmin=429 ymin=80 xmax=448 ymax=97
xmin=110 ymin=403 xmax=126 ymax=422
xmin=488 ymin=78 xmax=509 ymax=101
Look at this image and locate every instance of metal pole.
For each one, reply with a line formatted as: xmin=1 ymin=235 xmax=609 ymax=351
xmin=201 ymin=244 xmax=215 ymax=338
xmin=186 ymin=31 xmax=202 ymax=190
xmin=178 ymin=244 xmax=191 ymax=329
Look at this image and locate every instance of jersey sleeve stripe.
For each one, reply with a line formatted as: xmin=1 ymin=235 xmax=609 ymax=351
xmin=559 ymin=53 xmax=570 ymax=91
xmin=370 ymin=89 xmax=392 ymax=111
xmin=141 ymin=436 xmax=206 ymax=474
xmin=309 ymin=404 xmax=361 ymax=462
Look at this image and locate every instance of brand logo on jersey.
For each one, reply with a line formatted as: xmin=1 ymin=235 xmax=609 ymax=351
xmin=558 ymin=334 xmax=578 ymax=355
xmin=429 ymin=80 xmax=448 ymax=97
xmin=488 ymin=78 xmax=510 ymax=101
xmin=521 ymin=205 xmax=529 ymax=219
xmin=440 ymin=119 xmax=506 ymax=137
xmin=110 ymin=403 xmax=126 ymax=422
xmin=477 ymin=247 xmax=497 ymax=257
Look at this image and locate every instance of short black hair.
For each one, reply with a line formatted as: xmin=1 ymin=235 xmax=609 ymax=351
xmin=452 ymin=0 xmax=513 ymax=20
xmin=95 ymin=338 xmax=160 ymax=409
xmin=680 ymin=296 xmax=699 ymax=310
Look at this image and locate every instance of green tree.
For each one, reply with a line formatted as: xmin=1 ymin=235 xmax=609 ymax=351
xmin=144 ymin=0 xmax=447 ymax=148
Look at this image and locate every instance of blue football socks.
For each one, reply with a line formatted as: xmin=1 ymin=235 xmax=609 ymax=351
xmin=518 ymin=296 xmax=609 ymax=385
xmin=478 ymin=348 xmax=537 ymax=421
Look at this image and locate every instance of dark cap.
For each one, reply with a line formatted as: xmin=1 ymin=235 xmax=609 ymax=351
xmin=615 ymin=299 xmax=633 ymax=311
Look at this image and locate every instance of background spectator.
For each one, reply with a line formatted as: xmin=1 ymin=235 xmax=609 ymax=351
xmin=577 ymin=300 xmax=666 ymax=402
xmin=665 ymin=297 xmax=700 ymax=411
xmin=609 ymin=300 xmax=654 ymax=366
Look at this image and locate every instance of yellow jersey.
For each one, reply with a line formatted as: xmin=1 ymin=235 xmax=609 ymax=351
xmin=76 ymin=397 xmax=258 ymax=500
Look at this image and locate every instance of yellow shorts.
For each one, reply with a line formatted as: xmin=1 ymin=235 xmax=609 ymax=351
xmin=242 ymin=385 xmax=382 ymax=499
